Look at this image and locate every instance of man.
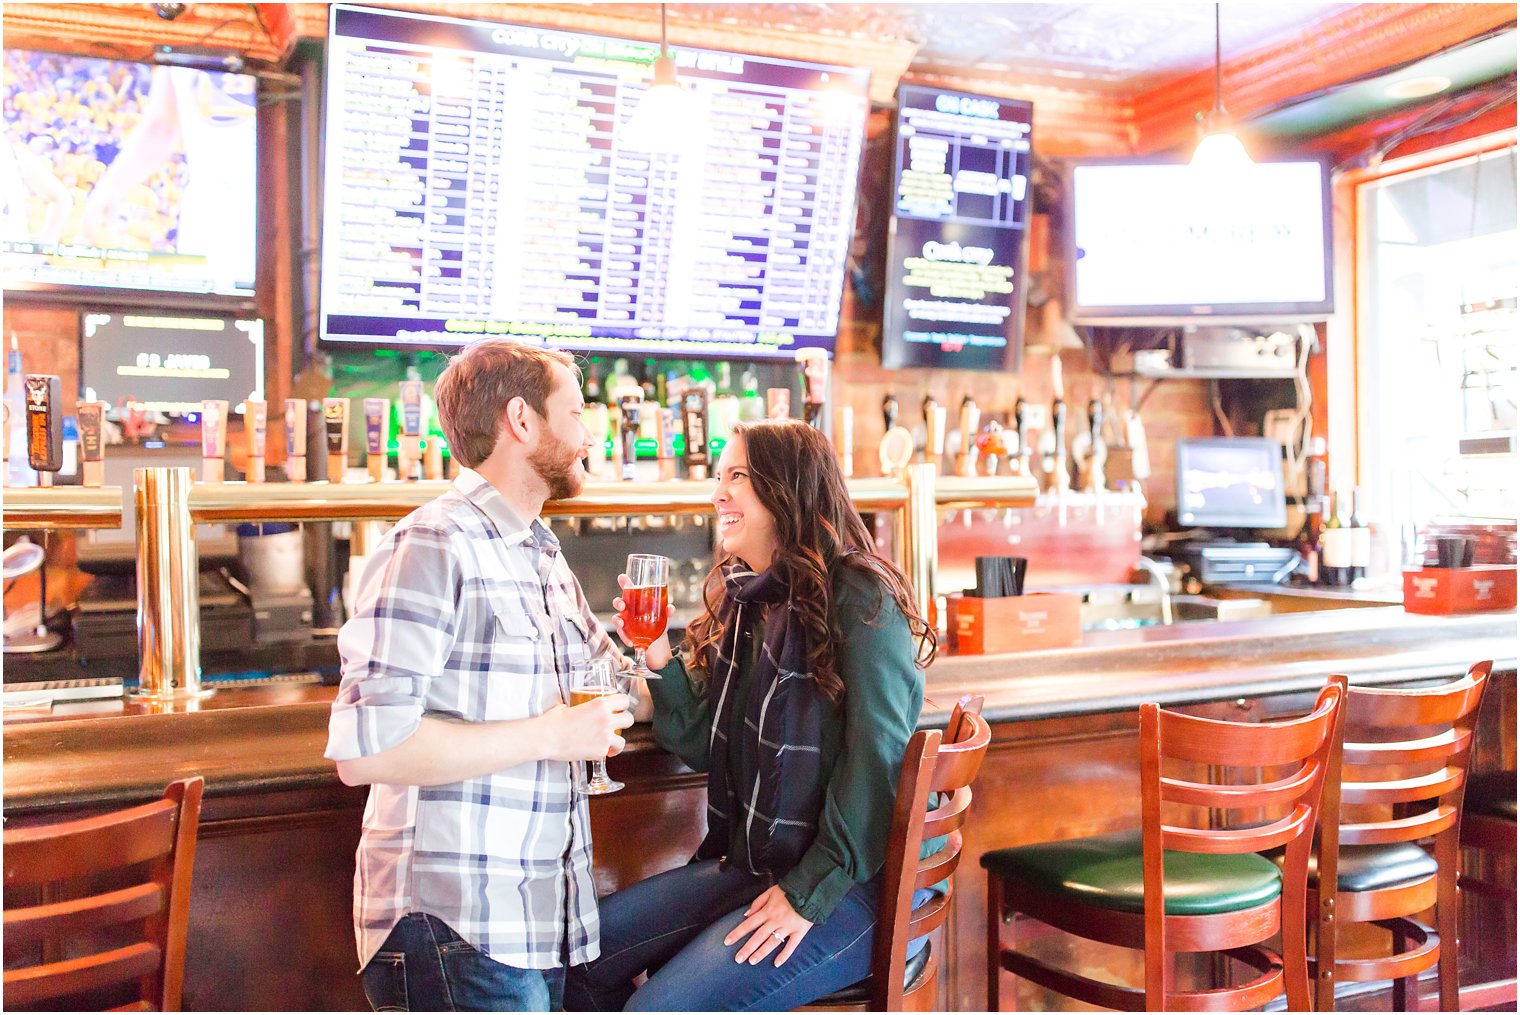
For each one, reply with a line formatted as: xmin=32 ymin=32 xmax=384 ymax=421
xmin=326 ymin=341 xmax=637 ymax=1011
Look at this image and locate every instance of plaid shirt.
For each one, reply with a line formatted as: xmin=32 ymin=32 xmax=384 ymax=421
xmin=326 ymin=469 xmax=629 ymax=971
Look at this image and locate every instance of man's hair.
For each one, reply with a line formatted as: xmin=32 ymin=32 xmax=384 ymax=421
xmin=434 ymin=342 xmax=578 ymax=469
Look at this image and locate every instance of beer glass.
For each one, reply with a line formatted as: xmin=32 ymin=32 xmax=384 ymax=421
xmin=622 ymin=553 xmax=670 ymax=679
xmin=570 ymin=658 xmax=624 ymax=795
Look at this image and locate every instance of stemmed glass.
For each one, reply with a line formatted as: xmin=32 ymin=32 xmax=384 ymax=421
xmin=570 ymin=659 xmax=624 ymax=795
xmin=621 ymin=554 xmax=670 ymax=679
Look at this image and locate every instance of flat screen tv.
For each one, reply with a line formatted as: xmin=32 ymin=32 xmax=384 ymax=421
xmin=81 ymin=311 xmax=264 ymax=416
xmin=319 ymin=4 xmax=871 ymax=359
xmin=1068 ymin=158 xmax=1333 ymax=324
xmin=1174 ymin=436 xmax=1287 ymax=529
xmin=2 ymin=49 xmax=258 ymax=300
xmin=881 ymin=84 xmax=1032 ymax=371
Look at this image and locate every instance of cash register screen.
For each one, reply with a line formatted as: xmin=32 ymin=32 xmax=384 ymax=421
xmin=1175 ymin=437 xmax=1287 ymax=529
xmin=319 ymin=4 xmax=870 ymax=358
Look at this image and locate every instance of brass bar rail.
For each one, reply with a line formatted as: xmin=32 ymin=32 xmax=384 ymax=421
xmin=932 ymin=475 xmax=1040 ymax=511
xmin=185 ymin=478 xmax=910 ymax=524
xmin=133 ymin=468 xmax=210 ymax=702
xmin=1 ymin=486 xmax=125 ymax=530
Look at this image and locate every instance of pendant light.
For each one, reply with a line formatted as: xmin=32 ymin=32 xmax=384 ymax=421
xmin=1191 ymin=3 xmax=1253 ymax=174
xmin=622 ymin=3 xmax=696 ymax=154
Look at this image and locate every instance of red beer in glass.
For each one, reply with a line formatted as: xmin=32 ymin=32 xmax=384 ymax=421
xmin=622 ymin=554 xmax=670 ymax=678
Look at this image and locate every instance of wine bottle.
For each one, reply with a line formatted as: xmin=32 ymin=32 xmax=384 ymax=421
xmin=1296 ymin=493 xmax=1323 ymax=585
xmin=1321 ymin=492 xmax=1352 ymax=587
xmin=1349 ymin=486 xmax=1370 ymax=581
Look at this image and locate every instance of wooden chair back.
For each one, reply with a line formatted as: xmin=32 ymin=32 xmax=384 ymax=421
xmin=870 ymin=695 xmax=992 ymax=1011
xmin=1138 ymin=682 xmax=1344 ymax=1010
xmin=1324 ymin=662 xmax=1492 ymax=848
xmin=3 ymin=777 xmax=204 ymax=1012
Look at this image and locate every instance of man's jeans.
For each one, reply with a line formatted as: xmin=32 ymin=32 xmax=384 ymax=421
xmin=362 ymin=913 xmax=566 ymax=1012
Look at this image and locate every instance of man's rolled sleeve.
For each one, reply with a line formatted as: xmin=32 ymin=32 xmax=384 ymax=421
xmin=326 ymin=525 xmax=461 ymax=762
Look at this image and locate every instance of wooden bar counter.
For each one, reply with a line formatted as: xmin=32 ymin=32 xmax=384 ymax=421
xmin=5 ymin=607 xmax=1514 ymax=1011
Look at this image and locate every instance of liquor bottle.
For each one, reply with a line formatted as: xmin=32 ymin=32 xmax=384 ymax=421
xmin=716 ymin=361 xmax=734 ymax=400
xmin=1320 ymin=492 xmax=1352 ymax=587
xmin=619 ymin=391 xmax=642 ymax=482
xmin=1295 ymin=493 xmax=1323 ymax=585
xmin=1349 ymin=487 xmax=1371 ymax=581
xmin=6 ymin=334 xmax=36 ymax=486
xmin=738 ymin=367 xmax=765 ymax=423
xmin=584 ymin=361 xmax=602 ymax=403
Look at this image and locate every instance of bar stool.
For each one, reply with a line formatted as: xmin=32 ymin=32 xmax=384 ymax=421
xmin=800 ymin=695 xmax=992 ymax=1012
xmin=982 ymin=682 xmax=1343 ymax=1011
xmin=1458 ymin=768 xmax=1516 ymax=1010
xmin=3 ymin=777 xmax=204 ymax=1012
xmin=1307 ymin=665 xmax=1491 ymax=1012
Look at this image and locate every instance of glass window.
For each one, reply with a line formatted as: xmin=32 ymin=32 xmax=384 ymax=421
xmin=1357 ymin=145 xmax=1518 ymax=567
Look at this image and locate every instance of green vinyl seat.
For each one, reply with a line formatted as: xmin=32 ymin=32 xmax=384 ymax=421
xmin=1264 ymin=841 xmax=1438 ymax=893
xmin=981 ymin=829 xmax=1282 ymax=916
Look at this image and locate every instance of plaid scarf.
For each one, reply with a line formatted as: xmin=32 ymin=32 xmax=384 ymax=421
xmin=697 ymin=565 xmax=826 ymax=878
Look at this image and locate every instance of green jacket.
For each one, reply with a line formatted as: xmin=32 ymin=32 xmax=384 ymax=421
xmin=649 ymin=567 xmax=925 ymax=924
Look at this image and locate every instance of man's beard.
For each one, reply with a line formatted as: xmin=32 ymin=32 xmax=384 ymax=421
xmin=530 ymin=431 xmax=585 ymax=501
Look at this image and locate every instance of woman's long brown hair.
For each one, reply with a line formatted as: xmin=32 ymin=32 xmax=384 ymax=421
xmin=682 ymin=421 xmax=937 ymax=703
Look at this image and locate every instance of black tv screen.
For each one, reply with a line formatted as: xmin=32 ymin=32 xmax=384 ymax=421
xmin=81 ymin=311 xmax=264 ymax=416
xmin=1174 ymin=437 xmax=1287 ymax=529
xmin=881 ymin=84 xmax=1032 ymax=371
xmin=1069 ymin=158 xmax=1334 ymax=323
xmin=319 ymin=4 xmax=871 ymax=358
xmin=2 ymin=49 xmax=258 ymax=299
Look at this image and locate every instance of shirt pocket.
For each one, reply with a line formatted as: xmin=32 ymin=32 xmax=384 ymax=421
xmin=484 ymin=598 xmax=542 ymax=721
xmin=558 ymin=608 xmax=593 ymax=674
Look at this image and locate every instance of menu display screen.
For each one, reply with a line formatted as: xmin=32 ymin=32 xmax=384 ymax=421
xmin=1069 ymin=159 xmax=1333 ymax=322
xmin=320 ymin=4 xmax=870 ymax=358
xmin=2 ymin=50 xmax=258 ymax=299
xmin=881 ymin=84 xmax=1032 ymax=371
xmin=80 ymin=312 xmax=264 ymax=415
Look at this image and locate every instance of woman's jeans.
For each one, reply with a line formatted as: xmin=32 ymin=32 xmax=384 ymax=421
xmin=362 ymin=913 xmax=566 ymax=1012
xmin=563 ymin=859 xmax=927 ymax=1012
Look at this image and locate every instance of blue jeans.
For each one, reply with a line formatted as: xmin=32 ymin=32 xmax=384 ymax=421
xmin=563 ymin=859 xmax=927 ymax=1012
xmin=362 ymin=913 xmax=567 ymax=1012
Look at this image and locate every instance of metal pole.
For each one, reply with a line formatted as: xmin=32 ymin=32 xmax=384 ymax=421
xmin=134 ymin=467 xmax=211 ymax=700
xmin=903 ymin=463 xmax=938 ymax=622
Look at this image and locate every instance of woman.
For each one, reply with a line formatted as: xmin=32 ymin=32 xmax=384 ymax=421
xmin=565 ymin=420 xmax=936 ymax=1012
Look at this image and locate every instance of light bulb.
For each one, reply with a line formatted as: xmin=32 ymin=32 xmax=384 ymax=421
xmin=1190 ymin=129 xmax=1253 ymax=176
xmin=621 ymin=55 xmax=698 ymax=155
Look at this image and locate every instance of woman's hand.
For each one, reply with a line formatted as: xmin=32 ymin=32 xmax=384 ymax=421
xmin=612 ymin=574 xmax=672 ymax=670
xmin=724 ymin=885 xmax=814 ymax=966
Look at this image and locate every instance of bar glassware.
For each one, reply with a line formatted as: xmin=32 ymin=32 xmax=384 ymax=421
xmin=622 ymin=553 xmax=671 ymax=679
xmin=570 ymin=659 xmax=624 ymax=795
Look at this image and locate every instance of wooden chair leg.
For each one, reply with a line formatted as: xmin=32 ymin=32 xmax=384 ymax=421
xmin=1314 ymin=891 xmax=1337 ymax=1013
xmin=1390 ymin=922 xmax=1412 ymax=1012
xmin=987 ymin=873 xmax=1006 ymax=1013
xmin=1281 ymin=882 xmax=1311 ymax=1011
xmin=1436 ymin=832 xmax=1460 ymax=1014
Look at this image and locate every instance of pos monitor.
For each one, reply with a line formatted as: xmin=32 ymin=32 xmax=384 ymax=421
xmin=1174 ymin=437 xmax=1287 ymax=530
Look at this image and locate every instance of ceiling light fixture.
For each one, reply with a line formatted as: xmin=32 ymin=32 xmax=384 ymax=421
xmin=1384 ymin=75 xmax=1453 ymax=100
xmin=1190 ymin=3 xmax=1253 ymax=175
xmin=621 ymin=3 xmax=697 ymax=154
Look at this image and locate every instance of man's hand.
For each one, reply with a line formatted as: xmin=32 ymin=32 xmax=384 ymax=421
xmin=537 ymin=694 xmax=634 ymax=762
xmin=724 ymin=885 xmax=814 ymax=967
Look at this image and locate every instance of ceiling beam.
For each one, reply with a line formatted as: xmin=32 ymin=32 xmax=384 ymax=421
xmin=1131 ymin=2 xmax=1517 ymax=154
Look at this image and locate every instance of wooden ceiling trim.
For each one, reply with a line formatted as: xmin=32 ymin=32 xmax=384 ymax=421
xmin=260 ymin=2 xmax=918 ymax=105
xmin=1 ymin=2 xmax=283 ymax=65
xmin=1130 ymin=2 xmax=1517 ymax=154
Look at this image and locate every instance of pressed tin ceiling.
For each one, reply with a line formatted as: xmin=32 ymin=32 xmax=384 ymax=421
xmin=608 ymin=2 xmax=1357 ymax=95
xmin=1 ymin=2 xmax=1512 ymax=154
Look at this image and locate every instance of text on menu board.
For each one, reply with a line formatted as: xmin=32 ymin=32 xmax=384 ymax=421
xmin=882 ymin=84 xmax=1033 ymax=370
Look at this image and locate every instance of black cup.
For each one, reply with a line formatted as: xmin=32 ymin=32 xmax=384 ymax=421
xmin=1432 ymin=535 xmax=1473 ymax=568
